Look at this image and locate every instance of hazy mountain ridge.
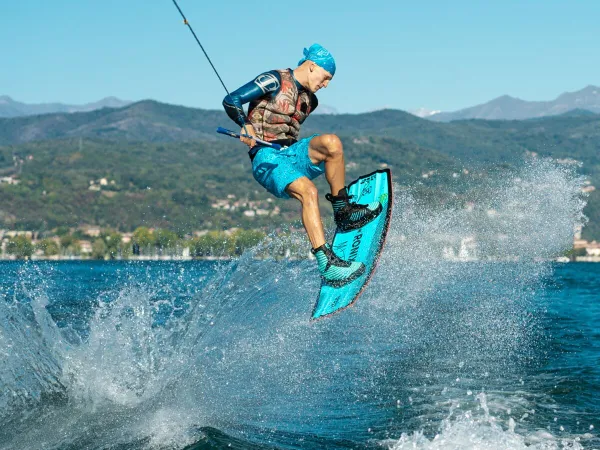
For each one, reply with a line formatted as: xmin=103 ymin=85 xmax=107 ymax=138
xmin=5 ymin=84 xmax=599 ymax=123
xmin=430 ymin=85 xmax=600 ymax=121
xmin=0 ymin=95 xmax=132 ymax=118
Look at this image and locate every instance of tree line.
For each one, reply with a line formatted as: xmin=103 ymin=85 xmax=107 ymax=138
xmin=2 ymin=227 xmax=266 ymax=260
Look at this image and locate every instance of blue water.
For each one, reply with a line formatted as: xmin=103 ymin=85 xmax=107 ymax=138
xmin=0 ymin=159 xmax=597 ymax=449
xmin=0 ymin=259 xmax=598 ymax=450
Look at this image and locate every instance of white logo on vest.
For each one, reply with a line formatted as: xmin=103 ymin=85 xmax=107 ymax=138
xmin=254 ymin=73 xmax=280 ymax=94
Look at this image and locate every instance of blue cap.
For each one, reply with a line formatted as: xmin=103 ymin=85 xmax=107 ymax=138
xmin=298 ymin=43 xmax=336 ymax=77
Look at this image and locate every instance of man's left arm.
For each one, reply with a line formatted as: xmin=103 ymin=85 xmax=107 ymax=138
xmin=222 ymin=71 xmax=282 ymax=127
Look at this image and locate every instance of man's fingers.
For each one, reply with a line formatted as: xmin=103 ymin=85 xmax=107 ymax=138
xmin=240 ymin=136 xmax=256 ymax=148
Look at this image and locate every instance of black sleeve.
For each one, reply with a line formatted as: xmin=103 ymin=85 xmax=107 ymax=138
xmin=311 ymin=93 xmax=319 ymax=113
xmin=222 ymin=70 xmax=282 ymax=127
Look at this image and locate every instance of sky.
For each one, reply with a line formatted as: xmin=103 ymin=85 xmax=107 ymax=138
xmin=2 ymin=0 xmax=599 ymax=114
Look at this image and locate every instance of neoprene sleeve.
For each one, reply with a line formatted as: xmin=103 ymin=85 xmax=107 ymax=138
xmin=222 ymin=70 xmax=282 ymax=127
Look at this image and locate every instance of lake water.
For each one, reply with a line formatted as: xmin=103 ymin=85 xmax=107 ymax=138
xmin=1 ymin=158 xmax=597 ymax=449
xmin=0 ymin=259 xmax=598 ymax=449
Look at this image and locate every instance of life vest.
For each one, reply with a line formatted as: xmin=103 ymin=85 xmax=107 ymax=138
xmin=247 ymin=69 xmax=314 ymax=143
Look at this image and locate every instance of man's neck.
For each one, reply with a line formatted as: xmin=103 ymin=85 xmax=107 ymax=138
xmin=292 ymin=67 xmax=310 ymax=91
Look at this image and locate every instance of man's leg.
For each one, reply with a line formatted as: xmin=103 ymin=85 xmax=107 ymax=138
xmin=308 ymin=134 xmax=345 ymax=196
xmin=308 ymin=134 xmax=383 ymax=232
xmin=286 ymin=177 xmax=326 ymax=249
xmin=286 ymin=176 xmax=365 ymax=286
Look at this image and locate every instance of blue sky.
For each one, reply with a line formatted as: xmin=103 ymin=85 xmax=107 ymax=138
xmin=2 ymin=0 xmax=599 ymax=113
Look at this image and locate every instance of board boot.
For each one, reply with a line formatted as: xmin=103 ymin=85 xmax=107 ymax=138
xmin=312 ymin=243 xmax=365 ymax=288
xmin=326 ymin=188 xmax=382 ymax=232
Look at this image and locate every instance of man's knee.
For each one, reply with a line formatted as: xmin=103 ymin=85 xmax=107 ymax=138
xmin=300 ymin=180 xmax=319 ymax=203
xmin=321 ymin=134 xmax=343 ymax=158
xmin=289 ymin=178 xmax=319 ymax=203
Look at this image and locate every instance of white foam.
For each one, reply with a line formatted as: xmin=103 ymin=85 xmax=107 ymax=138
xmin=385 ymin=395 xmax=585 ymax=450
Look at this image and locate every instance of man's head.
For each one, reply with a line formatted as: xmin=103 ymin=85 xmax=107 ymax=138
xmin=297 ymin=44 xmax=335 ymax=93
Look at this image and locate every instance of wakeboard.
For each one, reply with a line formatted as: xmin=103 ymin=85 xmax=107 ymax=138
xmin=311 ymin=169 xmax=393 ymax=320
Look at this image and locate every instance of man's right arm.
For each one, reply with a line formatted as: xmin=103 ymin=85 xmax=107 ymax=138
xmin=222 ymin=70 xmax=282 ymax=127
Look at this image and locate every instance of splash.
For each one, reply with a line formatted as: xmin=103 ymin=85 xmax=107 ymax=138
xmin=385 ymin=393 xmax=586 ymax=450
xmin=385 ymin=157 xmax=587 ymax=263
xmin=0 ymin=265 xmax=66 ymax=421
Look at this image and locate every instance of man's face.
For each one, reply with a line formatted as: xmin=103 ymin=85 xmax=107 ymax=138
xmin=307 ymin=63 xmax=333 ymax=93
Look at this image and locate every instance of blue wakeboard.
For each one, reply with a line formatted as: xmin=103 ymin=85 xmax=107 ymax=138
xmin=311 ymin=169 xmax=393 ymax=320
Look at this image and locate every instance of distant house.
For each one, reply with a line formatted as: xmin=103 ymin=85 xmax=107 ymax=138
xmin=574 ymin=239 xmax=591 ymax=249
xmin=211 ymin=199 xmax=230 ymax=209
xmin=0 ymin=176 xmax=20 ymax=185
xmin=574 ymin=239 xmax=600 ymax=256
xmin=81 ymin=226 xmax=101 ymax=237
xmin=5 ymin=230 xmax=33 ymax=239
xmin=79 ymin=240 xmax=93 ymax=254
xmin=587 ymin=248 xmax=600 ymax=257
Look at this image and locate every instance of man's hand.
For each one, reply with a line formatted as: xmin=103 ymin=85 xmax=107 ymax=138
xmin=240 ymin=124 xmax=257 ymax=148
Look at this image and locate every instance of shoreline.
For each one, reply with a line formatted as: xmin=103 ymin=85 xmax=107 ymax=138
xmin=1 ymin=256 xmax=599 ymax=263
xmin=0 ymin=255 xmax=227 ymax=262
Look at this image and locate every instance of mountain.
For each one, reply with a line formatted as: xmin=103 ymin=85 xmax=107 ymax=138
xmin=0 ymin=100 xmax=226 ymax=145
xmin=0 ymin=102 xmax=429 ymax=146
xmin=0 ymin=96 xmax=132 ymax=118
xmin=1 ymin=101 xmax=599 ymax=167
xmin=431 ymin=85 xmax=600 ymax=122
xmin=312 ymin=104 xmax=339 ymax=115
xmin=557 ymin=108 xmax=600 ymax=117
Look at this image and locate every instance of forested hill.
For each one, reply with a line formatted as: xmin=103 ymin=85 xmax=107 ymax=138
xmin=1 ymin=100 xmax=599 ymax=167
xmin=0 ymin=101 xmax=598 ymax=239
xmin=0 ymin=136 xmax=458 ymax=233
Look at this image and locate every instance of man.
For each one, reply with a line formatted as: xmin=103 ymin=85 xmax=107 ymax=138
xmin=223 ymin=44 xmax=382 ymax=287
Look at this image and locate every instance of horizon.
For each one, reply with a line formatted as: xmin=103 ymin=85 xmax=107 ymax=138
xmin=2 ymin=83 xmax=599 ymax=116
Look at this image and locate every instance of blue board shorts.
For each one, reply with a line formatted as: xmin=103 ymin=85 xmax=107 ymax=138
xmin=252 ymin=134 xmax=325 ymax=199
